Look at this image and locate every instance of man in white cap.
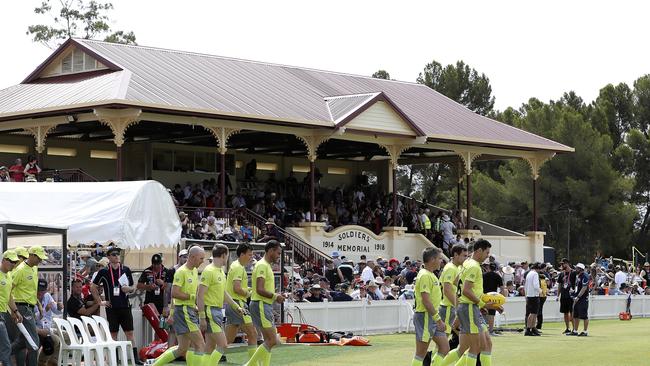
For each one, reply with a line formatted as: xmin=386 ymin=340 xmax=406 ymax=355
xmin=164 ymin=248 xmax=188 ymax=348
xmin=568 ymin=263 xmax=590 ymax=336
xmin=440 ymin=214 xmax=456 ymax=253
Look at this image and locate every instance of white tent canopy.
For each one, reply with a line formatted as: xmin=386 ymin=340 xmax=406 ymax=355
xmin=0 ymin=181 xmax=181 ymax=249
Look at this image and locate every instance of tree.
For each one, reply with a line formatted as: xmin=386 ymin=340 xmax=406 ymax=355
xmin=371 ymin=70 xmax=390 ymax=80
xmin=27 ymin=0 xmax=136 ymax=48
xmin=416 ymin=60 xmax=495 ymax=116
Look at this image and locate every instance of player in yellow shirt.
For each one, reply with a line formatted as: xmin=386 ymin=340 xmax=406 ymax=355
xmin=245 ymin=240 xmax=285 ymax=366
xmin=0 ymin=250 xmax=23 ymax=366
xmin=197 ymin=244 xmax=244 ymax=365
xmin=225 ymin=243 xmax=257 ymax=359
xmin=12 ymin=245 xmax=48 ymax=366
xmin=411 ymin=247 xmax=448 ymax=366
xmin=440 ymin=244 xmax=468 ymax=339
xmin=442 ymin=239 xmax=500 ymax=366
xmin=152 ymin=246 xmax=205 ymax=366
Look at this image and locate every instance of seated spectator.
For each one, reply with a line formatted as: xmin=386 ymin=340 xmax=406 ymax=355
xmin=240 ymin=220 xmax=254 ymax=242
xmin=67 ymin=279 xmax=101 ymax=320
xmin=35 ymin=280 xmax=62 ymax=366
xmin=331 ymin=283 xmax=353 ymax=302
xmin=0 ymin=166 xmax=11 ymax=182
xmin=9 ymin=158 xmax=25 ymax=182
xmin=506 ymin=281 xmax=517 ymax=297
xmin=366 ymin=280 xmax=383 ymax=300
xmin=304 ymin=284 xmax=326 ymax=302
xmin=258 ymin=218 xmax=280 ymax=242
xmin=385 ymin=284 xmax=400 ymax=300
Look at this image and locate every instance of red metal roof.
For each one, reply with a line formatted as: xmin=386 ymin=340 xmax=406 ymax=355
xmin=0 ymin=39 xmax=572 ymax=152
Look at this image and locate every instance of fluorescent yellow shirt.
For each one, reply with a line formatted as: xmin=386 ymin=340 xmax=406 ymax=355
xmin=172 ymin=264 xmax=199 ymax=306
xmin=540 ymin=277 xmax=548 ymax=297
xmin=226 ymin=260 xmax=249 ymax=302
xmin=251 ymin=258 xmax=275 ymax=304
xmin=12 ymin=262 xmax=38 ymax=305
xmin=0 ymin=271 xmax=13 ymax=312
xmin=414 ymin=269 xmax=441 ymax=316
xmin=440 ymin=262 xmax=459 ymax=307
xmin=200 ymin=264 xmax=226 ymax=308
xmin=459 ymin=259 xmax=483 ymax=305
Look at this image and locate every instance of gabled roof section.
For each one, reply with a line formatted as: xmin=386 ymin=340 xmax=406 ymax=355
xmin=22 ymin=38 xmax=122 ymax=83
xmin=324 ymin=93 xmax=378 ymax=123
xmin=326 ymin=92 xmax=425 ymax=136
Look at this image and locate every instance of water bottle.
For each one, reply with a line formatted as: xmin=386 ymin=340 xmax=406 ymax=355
xmin=159 ymin=315 xmax=167 ymax=330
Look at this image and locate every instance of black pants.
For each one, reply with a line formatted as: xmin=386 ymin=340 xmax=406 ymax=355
xmin=536 ymin=297 xmax=546 ymax=329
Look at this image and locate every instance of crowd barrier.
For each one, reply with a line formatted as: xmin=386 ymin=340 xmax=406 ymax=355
xmin=119 ymin=295 xmax=650 ymax=347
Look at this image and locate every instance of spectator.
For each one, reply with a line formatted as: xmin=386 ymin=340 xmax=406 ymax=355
xmin=360 ymin=259 xmax=375 ymax=284
xmin=483 ymin=263 xmax=504 ymax=336
xmin=440 ymin=214 xmax=456 ymax=253
xmin=304 ymin=285 xmax=326 ymax=302
xmin=35 ymin=279 xmax=60 ymax=366
xmin=524 ymin=263 xmax=541 ymax=336
xmin=23 ymin=155 xmax=41 ymax=177
xmin=331 ymin=283 xmax=353 ymax=302
xmin=537 ymin=273 xmax=549 ymax=330
xmin=67 ymin=279 xmax=100 ymax=320
xmin=0 ymin=166 xmax=11 ymax=182
xmin=366 ymin=280 xmax=382 ymax=300
xmin=502 ymin=264 xmax=515 ymax=285
xmin=137 ymin=254 xmax=167 ymax=314
xmin=9 ymin=158 xmax=25 ymax=182
xmin=385 ymin=284 xmax=401 ymax=300
xmin=614 ymin=266 xmax=627 ymax=294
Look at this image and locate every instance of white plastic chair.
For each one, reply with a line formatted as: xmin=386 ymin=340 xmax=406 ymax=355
xmin=68 ymin=317 xmax=107 ymax=365
xmin=92 ymin=315 xmax=136 ymax=366
xmin=81 ymin=316 xmax=120 ymax=366
xmin=52 ymin=318 xmax=92 ymax=366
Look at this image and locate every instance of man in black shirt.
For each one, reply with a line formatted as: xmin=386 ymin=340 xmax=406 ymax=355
xmin=557 ymin=258 xmax=577 ymax=334
xmin=67 ymin=279 xmax=100 ymax=320
xmin=91 ymin=247 xmax=142 ymax=364
xmin=483 ymin=263 xmax=504 ymax=335
xmin=137 ymin=254 xmax=167 ymax=314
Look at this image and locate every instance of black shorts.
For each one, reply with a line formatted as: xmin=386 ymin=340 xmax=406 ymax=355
xmin=573 ymin=300 xmax=588 ymax=320
xmin=487 ymin=309 xmax=496 ymax=316
xmin=560 ymin=297 xmax=574 ymax=314
xmin=525 ymin=297 xmax=540 ymax=315
xmin=106 ymin=307 xmax=134 ymax=333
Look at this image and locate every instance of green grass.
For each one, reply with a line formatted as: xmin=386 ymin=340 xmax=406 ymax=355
xmin=172 ymin=318 xmax=650 ymax=365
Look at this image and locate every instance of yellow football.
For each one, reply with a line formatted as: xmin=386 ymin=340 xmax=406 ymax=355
xmin=481 ymin=292 xmax=506 ymax=307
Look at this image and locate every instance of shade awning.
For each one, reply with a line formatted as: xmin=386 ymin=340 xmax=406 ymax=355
xmin=0 ymin=180 xmax=181 ymax=249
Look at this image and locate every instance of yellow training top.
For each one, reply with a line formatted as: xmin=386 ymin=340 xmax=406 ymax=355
xmin=12 ymin=262 xmax=38 ymax=305
xmin=251 ymin=258 xmax=275 ymax=304
xmin=440 ymin=262 xmax=459 ymax=307
xmin=414 ymin=268 xmax=442 ymax=316
xmin=200 ymin=264 xmax=226 ymax=308
xmin=0 ymin=271 xmax=13 ymax=312
xmin=172 ymin=264 xmax=199 ymax=306
xmin=226 ymin=260 xmax=249 ymax=302
xmin=459 ymin=258 xmax=483 ymax=305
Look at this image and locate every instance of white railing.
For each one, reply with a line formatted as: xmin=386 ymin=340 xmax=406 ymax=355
xmin=120 ymin=295 xmax=650 ymax=347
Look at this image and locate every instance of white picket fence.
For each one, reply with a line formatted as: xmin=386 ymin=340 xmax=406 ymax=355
xmin=123 ymin=295 xmax=650 ymax=347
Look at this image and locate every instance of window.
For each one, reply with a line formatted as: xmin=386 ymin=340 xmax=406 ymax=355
xmin=47 ymin=147 xmax=77 ymax=157
xmin=328 ymin=167 xmax=349 ymax=175
xmin=0 ymin=144 xmax=28 ymax=154
xmin=153 ymin=149 xmax=173 ymax=171
xmin=90 ymin=150 xmax=117 ymax=160
xmin=60 ymin=49 xmax=98 ymax=74
xmin=174 ymin=150 xmax=194 ymax=172
xmin=195 ymin=151 xmax=216 ymax=172
xmin=292 ymin=165 xmax=310 ymax=173
xmin=257 ymin=162 xmax=278 ymax=171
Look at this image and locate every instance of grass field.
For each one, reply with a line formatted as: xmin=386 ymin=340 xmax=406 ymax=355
xmin=177 ymin=318 xmax=650 ymax=365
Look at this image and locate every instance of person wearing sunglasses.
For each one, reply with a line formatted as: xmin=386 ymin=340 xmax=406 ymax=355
xmin=90 ymin=247 xmax=142 ymax=364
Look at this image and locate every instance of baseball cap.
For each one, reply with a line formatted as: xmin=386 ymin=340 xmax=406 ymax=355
xmin=15 ymin=246 xmax=28 ymax=259
xmin=576 ymin=263 xmax=586 ymax=270
xmin=29 ymin=246 xmax=48 ymax=260
xmin=178 ymin=249 xmax=189 ymax=257
xmin=38 ymin=279 xmax=48 ymax=291
xmin=2 ymin=250 xmax=19 ymax=262
xmin=107 ymin=246 xmax=122 ymax=255
xmin=151 ymin=254 xmax=162 ymax=264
